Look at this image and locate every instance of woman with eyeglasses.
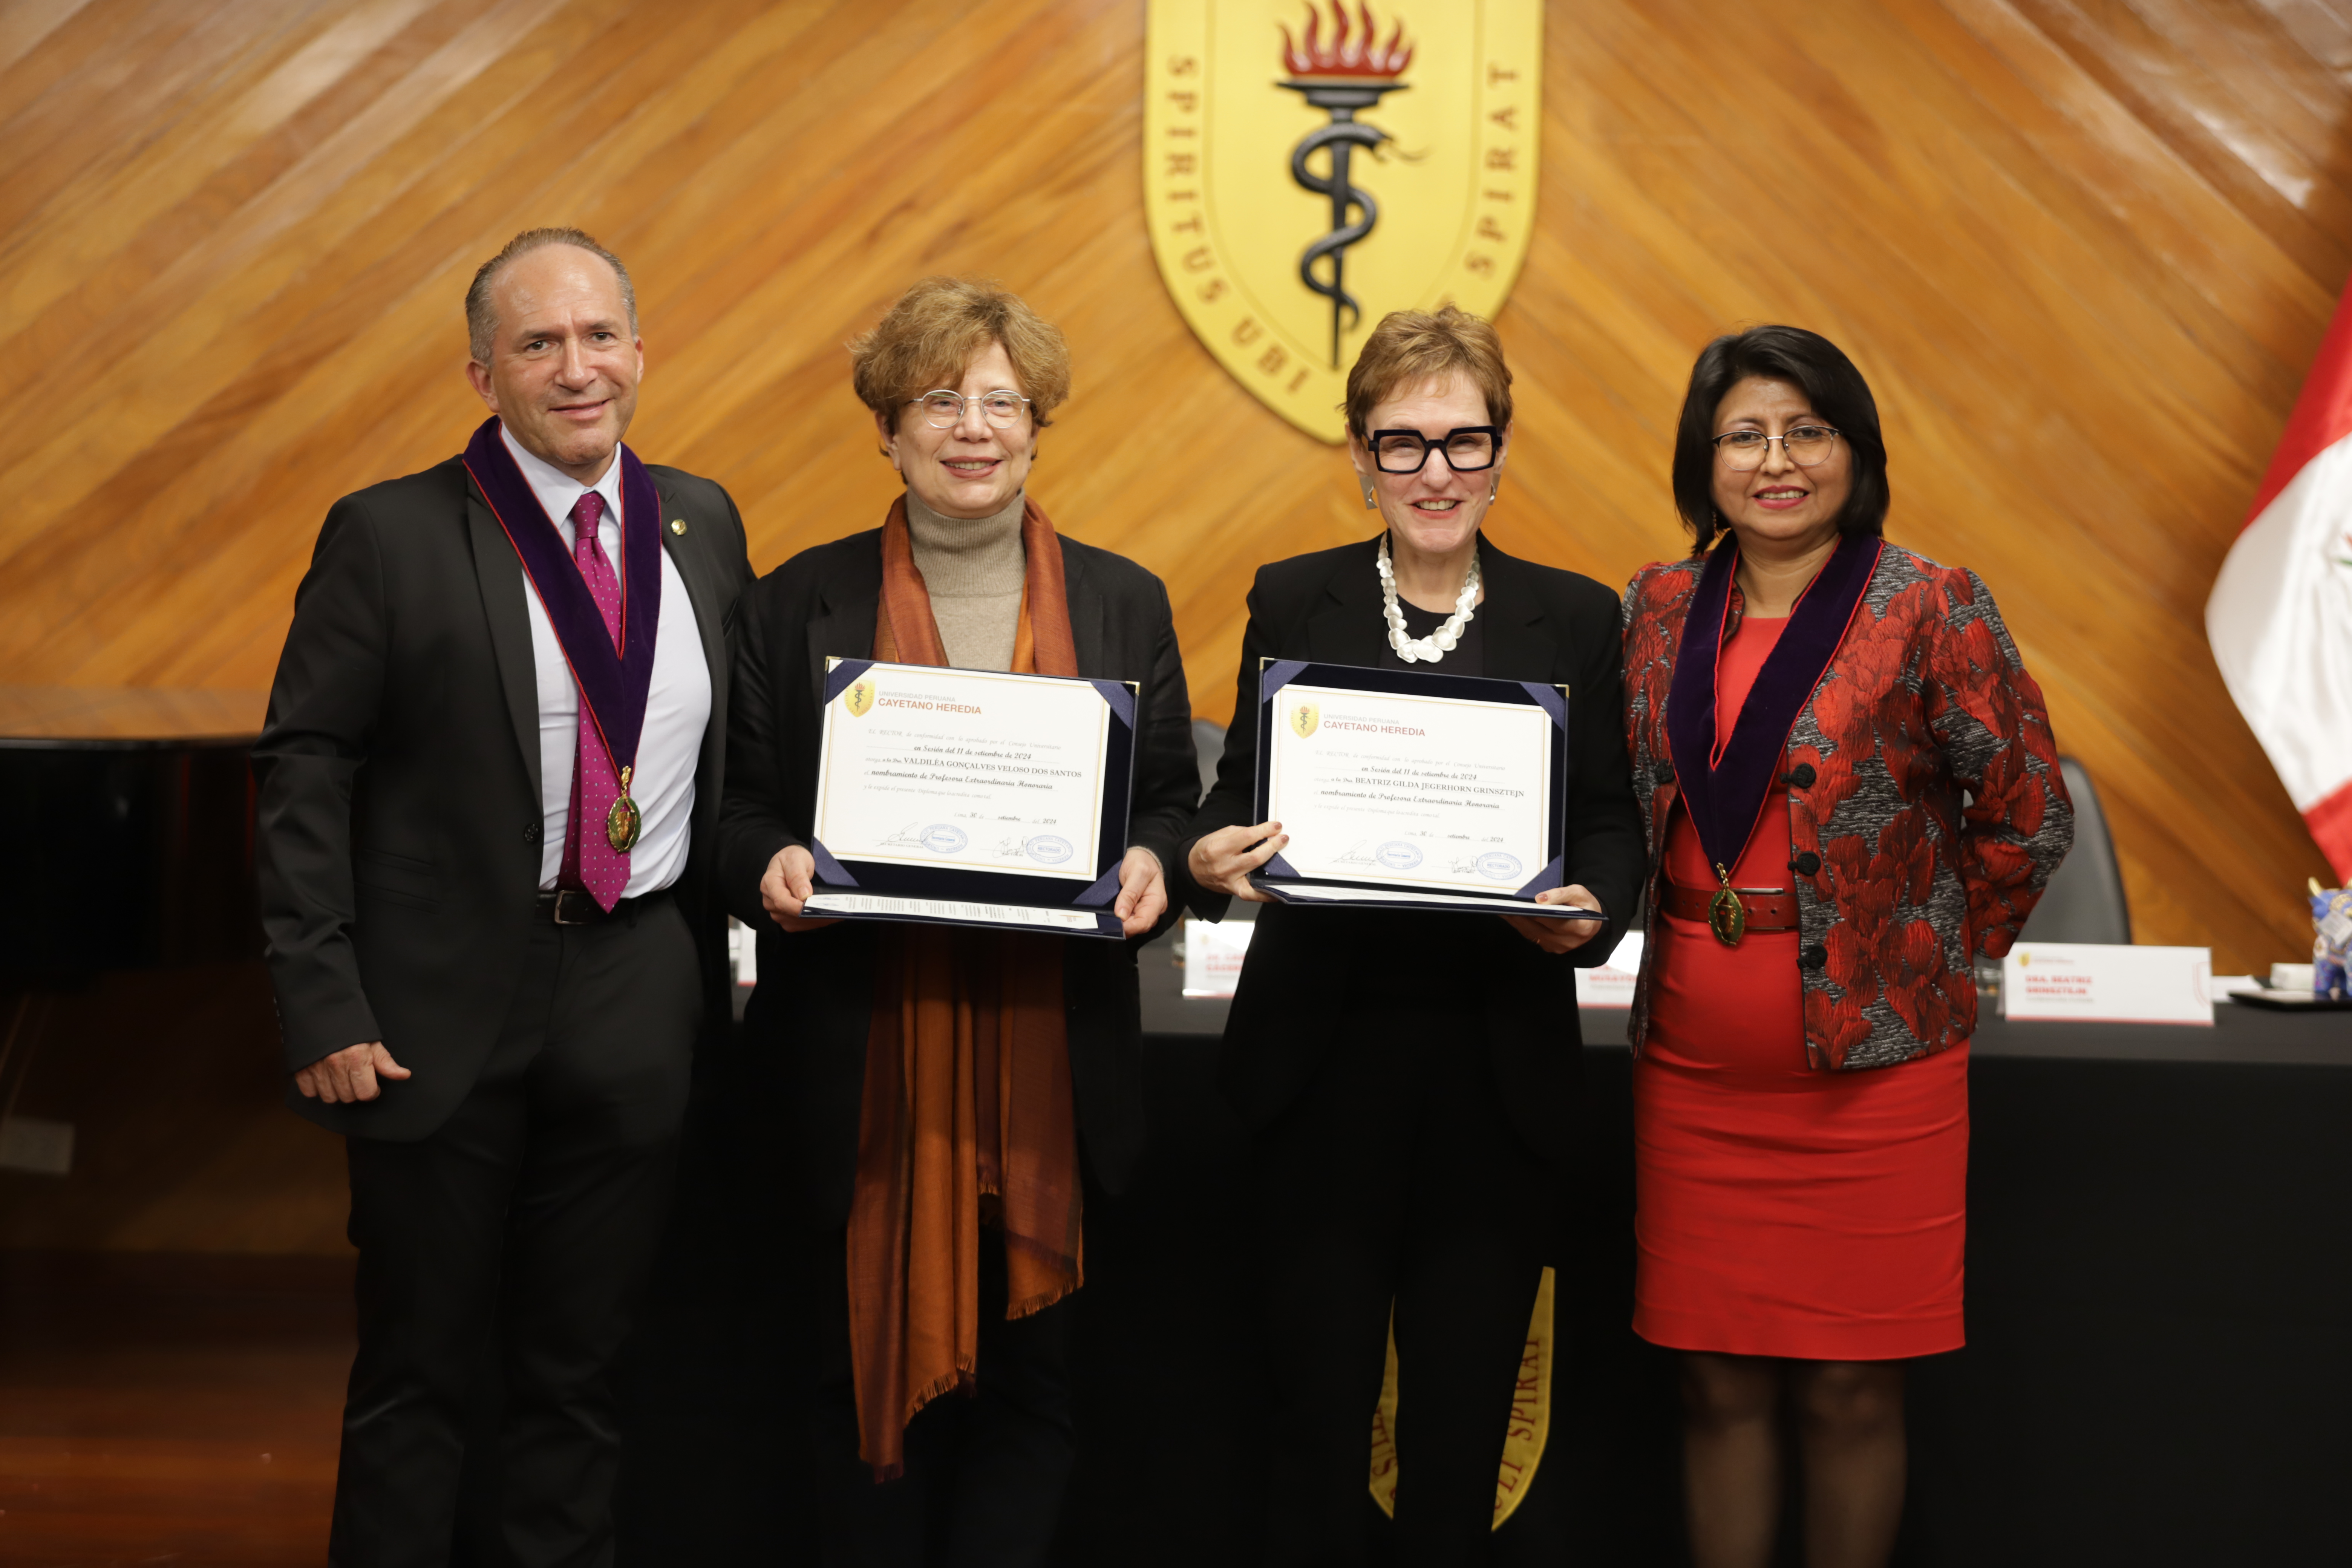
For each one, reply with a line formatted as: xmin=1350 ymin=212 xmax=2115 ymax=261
xmin=1620 ymin=325 xmax=2073 ymax=1568
xmin=1174 ymin=306 xmax=1645 ymax=1565
xmin=718 ymin=277 xmax=1199 ymax=1563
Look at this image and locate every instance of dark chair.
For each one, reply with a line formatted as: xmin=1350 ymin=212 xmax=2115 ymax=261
xmin=2015 ymin=755 xmax=2130 ymax=945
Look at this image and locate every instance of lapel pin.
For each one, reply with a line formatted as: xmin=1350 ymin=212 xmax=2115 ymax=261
xmin=669 ymin=518 xmax=688 ymax=536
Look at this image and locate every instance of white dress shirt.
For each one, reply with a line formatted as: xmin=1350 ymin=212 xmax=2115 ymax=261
xmin=499 ymin=424 xmax=711 ymax=896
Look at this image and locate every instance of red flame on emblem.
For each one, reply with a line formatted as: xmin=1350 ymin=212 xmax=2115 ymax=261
xmin=1280 ymin=0 xmax=1413 ymax=80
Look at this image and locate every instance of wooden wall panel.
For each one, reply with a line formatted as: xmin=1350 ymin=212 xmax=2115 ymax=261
xmin=0 ymin=0 xmax=2341 ymax=970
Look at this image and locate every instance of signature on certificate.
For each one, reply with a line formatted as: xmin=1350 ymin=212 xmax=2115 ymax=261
xmin=879 ymin=824 xmax=926 ymax=849
xmin=1332 ymin=840 xmax=1380 ymax=867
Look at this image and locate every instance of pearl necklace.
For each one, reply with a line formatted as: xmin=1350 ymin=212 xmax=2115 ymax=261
xmin=1378 ymin=534 xmax=1481 ymax=663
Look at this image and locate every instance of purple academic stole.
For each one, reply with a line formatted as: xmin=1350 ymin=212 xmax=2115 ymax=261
xmin=461 ymin=417 xmax=663 ymax=790
xmin=1665 ymin=532 xmax=1883 ymax=877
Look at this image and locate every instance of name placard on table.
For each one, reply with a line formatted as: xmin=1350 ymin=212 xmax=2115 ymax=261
xmin=1572 ymin=931 xmax=1645 ymax=1008
xmin=2001 ymin=942 xmax=2214 ymax=1026
xmin=1247 ymin=659 xmax=1597 ymax=923
xmin=803 ymin=658 xmax=1139 ymax=937
xmin=1181 ymin=917 xmax=1254 ymax=998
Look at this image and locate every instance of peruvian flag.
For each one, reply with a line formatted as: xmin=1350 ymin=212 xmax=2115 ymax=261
xmin=2207 ymin=286 xmax=2352 ymax=880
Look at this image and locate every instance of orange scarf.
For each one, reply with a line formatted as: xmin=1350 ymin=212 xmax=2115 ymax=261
xmin=848 ymin=494 xmax=1085 ymax=1478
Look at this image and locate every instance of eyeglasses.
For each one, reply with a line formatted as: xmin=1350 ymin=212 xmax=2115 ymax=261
xmin=1367 ymin=426 xmax=1502 ymax=474
xmin=910 ymin=389 xmax=1031 ymax=428
xmin=1711 ymin=424 xmax=1842 ymax=471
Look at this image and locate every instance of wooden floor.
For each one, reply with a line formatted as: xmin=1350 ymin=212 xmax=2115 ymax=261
xmin=0 ymin=1250 xmax=350 ymax=1568
xmin=0 ymin=965 xmax=352 ymax=1258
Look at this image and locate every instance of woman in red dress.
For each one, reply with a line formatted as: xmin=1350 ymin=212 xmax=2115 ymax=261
xmin=1619 ymin=327 xmax=2074 ymax=1568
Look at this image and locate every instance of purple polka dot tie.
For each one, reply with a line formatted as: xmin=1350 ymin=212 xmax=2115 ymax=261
xmin=558 ymin=492 xmax=631 ymax=911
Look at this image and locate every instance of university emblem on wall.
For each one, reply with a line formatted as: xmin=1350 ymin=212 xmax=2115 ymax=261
xmin=1369 ymin=1266 xmax=1556 ymax=1528
xmin=1144 ymin=0 xmax=1542 ymax=443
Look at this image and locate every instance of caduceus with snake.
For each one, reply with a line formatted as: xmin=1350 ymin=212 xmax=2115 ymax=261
xmin=1279 ymin=1 xmax=1415 ymax=368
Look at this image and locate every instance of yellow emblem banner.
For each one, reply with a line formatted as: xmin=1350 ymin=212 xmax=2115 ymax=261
xmin=1368 ymin=1265 xmax=1554 ymax=1528
xmin=1144 ymin=0 xmax=1543 ymax=443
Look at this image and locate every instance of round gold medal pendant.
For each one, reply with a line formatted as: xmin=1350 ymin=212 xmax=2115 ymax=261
xmin=606 ymin=764 xmax=642 ymax=853
xmin=1707 ymin=864 xmax=1746 ymax=948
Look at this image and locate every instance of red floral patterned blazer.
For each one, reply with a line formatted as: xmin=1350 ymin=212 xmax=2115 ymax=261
xmin=1621 ymin=543 xmax=2073 ymax=1070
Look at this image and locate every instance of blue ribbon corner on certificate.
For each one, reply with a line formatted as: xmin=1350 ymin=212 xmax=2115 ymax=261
xmin=1260 ymin=659 xmax=1311 ymax=701
xmin=1514 ymin=855 xmax=1565 ymax=899
xmin=1070 ymin=864 xmax=1123 ymax=908
xmin=822 ymin=658 xmax=875 ymax=706
xmin=1087 ymin=678 xmax=1136 ymax=728
xmin=807 ymin=838 xmax=860 ymax=888
xmin=1517 ymin=682 xmax=1568 ymax=730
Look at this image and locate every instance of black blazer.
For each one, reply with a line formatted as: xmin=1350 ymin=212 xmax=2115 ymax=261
xmin=1173 ymin=534 xmax=1644 ymax=1162
xmin=254 ymin=455 xmax=755 ymax=1141
xmin=718 ymin=524 xmax=1199 ymax=1226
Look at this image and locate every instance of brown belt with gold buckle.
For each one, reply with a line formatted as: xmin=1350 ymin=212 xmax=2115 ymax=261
xmin=1659 ymin=879 xmax=1800 ymax=939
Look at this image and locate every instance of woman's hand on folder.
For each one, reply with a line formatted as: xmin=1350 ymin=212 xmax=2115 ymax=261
xmin=761 ymin=845 xmax=842 ymax=933
xmin=1502 ymin=884 xmax=1605 ymax=955
xmin=1186 ymin=820 xmax=1287 ymax=904
xmin=1114 ymin=847 xmax=1168 ymax=938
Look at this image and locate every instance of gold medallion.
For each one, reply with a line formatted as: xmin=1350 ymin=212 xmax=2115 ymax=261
xmin=1707 ymin=863 xmax=1746 ymax=947
xmin=606 ymin=764 xmax=642 ymax=853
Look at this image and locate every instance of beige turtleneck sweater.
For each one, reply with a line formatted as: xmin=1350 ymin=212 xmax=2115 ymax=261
xmin=905 ymin=490 xmax=1027 ymax=671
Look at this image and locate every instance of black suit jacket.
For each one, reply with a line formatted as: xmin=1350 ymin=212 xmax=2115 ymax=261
xmin=717 ymin=524 xmax=1198 ymax=1226
xmin=1172 ymin=534 xmax=1645 ymax=1162
xmin=254 ymin=454 xmax=755 ymax=1141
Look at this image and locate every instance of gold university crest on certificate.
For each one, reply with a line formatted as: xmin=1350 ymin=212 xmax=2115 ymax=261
xmin=1144 ymin=0 xmax=1542 ymax=443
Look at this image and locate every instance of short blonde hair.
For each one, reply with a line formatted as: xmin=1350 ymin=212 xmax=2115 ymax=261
xmin=1343 ymin=305 xmax=1513 ymax=441
xmin=849 ymin=277 xmax=1072 ymax=429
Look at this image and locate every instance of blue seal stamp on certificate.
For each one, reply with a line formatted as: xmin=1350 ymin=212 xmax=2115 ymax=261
xmin=920 ymin=824 xmax=968 ymax=854
xmin=1025 ymin=834 xmax=1074 ymax=865
xmin=1375 ymin=841 xmax=1423 ymax=871
xmin=1475 ymin=851 xmax=1522 ymax=881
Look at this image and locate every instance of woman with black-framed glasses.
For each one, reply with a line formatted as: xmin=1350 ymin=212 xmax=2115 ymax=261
xmin=1171 ymin=305 xmax=1644 ymax=1563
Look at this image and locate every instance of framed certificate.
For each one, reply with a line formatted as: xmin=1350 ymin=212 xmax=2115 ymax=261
xmin=804 ymin=658 xmax=1139 ymax=937
xmin=1249 ymin=659 xmax=1594 ymax=919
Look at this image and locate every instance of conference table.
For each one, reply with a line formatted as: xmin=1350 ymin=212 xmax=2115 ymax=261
xmin=1055 ymin=923 xmax=2352 ymax=1566
xmin=624 ymin=923 xmax=2350 ymax=1568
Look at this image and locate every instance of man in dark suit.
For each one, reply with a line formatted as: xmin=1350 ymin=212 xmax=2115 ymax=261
xmin=254 ymin=227 xmax=753 ymax=1568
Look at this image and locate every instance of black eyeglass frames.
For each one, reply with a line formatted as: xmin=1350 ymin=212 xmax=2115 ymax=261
xmin=1366 ymin=426 xmax=1503 ymax=474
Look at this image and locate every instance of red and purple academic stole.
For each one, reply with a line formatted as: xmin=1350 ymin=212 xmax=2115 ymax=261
xmin=461 ymin=416 xmax=663 ymax=853
xmin=1664 ymin=531 xmax=1882 ymax=945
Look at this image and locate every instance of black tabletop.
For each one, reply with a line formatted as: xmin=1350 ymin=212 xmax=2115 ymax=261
xmin=1139 ymin=919 xmax=2352 ymax=1066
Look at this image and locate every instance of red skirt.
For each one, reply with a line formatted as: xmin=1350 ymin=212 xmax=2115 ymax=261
xmin=1631 ymin=910 xmax=1968 ymax=1361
